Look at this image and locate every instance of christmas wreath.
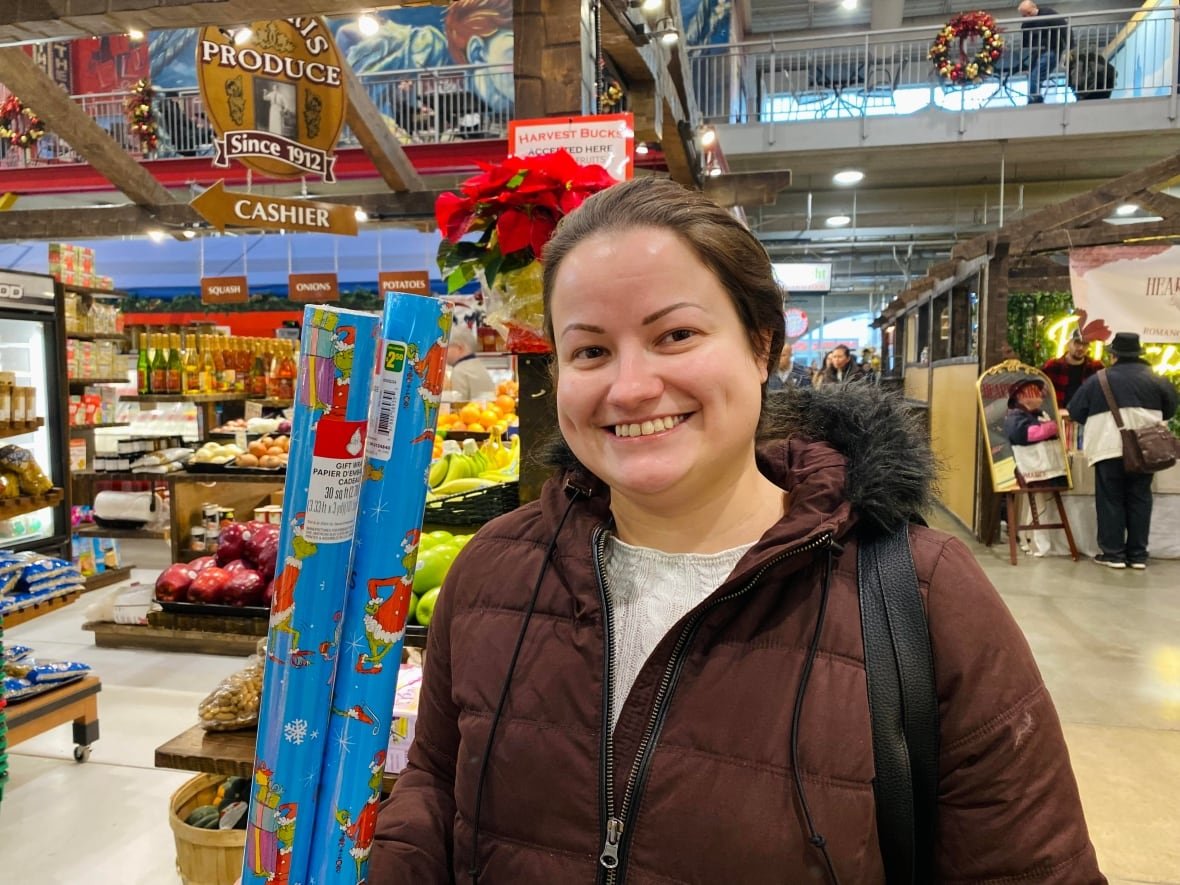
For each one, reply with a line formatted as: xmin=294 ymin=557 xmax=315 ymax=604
xmin=0 ymin=95 xmax=45 ymax=150
xmin=929 ymin=11 xmax=1004 ymax=84
xmin=126 ymin=79 xmax=159 ymax=155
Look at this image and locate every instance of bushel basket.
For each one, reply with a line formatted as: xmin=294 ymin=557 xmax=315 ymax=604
xmin=424 ymin=481 xmax=519 ymax=526
xmin=169 ymin=772 xmax=245 ymax=885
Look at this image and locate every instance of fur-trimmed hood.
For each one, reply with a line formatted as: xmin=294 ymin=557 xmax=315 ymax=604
xmin=537 ymin=383 xmax=937 ymax=535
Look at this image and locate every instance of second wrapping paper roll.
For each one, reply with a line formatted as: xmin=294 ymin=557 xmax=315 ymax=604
xmin=306 ymin=292 xmax=452 ymax=884
xmin=242 ymin=306 xmax=380 ymax=885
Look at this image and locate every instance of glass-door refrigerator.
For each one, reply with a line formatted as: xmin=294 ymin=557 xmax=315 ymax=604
xmin=0 ymin=270 xmax=69 ymax=557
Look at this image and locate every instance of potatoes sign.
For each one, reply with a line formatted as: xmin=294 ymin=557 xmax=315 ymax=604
xmin=198 ymin=18 xmax=347 ymax=182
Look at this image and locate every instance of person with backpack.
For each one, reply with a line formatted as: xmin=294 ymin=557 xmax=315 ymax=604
xmin=1066 ymin=332 xmax=1178 ymax=569
xmin=371 ymin=179 xmax=1103 ymax=882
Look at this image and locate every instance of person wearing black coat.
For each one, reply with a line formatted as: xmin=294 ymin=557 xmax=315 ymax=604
xmin=1066 ymin=333 xmax=1179 ymax=568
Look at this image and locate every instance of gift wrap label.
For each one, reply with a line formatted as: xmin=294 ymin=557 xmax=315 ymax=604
xmin=304 ymin=416 xmax=367 ymax=544
xmin=367 ymin=340 xmax=408 ymax=461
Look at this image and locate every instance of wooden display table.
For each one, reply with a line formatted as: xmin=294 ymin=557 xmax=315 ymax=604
xmin=82 ymin=621 xmax=260 ymax=656
xmin=6 ymin=675 xmax=101 ymax=762
xmin=155 ymin=724 xmax=397 ymax=793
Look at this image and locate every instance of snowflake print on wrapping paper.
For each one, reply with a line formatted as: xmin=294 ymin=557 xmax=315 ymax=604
xmin=285 ymin=718 xmax=310 ymax=745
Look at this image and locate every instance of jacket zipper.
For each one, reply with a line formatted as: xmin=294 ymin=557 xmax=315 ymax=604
xmin=594 ymin=528 xmax=834 ymax=885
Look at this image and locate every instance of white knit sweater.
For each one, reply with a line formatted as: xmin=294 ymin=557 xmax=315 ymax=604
xmin=603 ymin=535 xmax=754 ymax=732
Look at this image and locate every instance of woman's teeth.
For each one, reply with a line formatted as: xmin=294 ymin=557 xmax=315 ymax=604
xmin=614 ymin=414 xmax=686 ymax=438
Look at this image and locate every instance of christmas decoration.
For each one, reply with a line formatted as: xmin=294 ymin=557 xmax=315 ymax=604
xmin=0 ymin=95 xmax=45 ymax=151
xmin=126 ymin=79 xmax=159 ymax=156
xmin=929 ymin=11 xmax=1004 ymax=85
xmin=601 ymin=79 xmax=626 ymax=112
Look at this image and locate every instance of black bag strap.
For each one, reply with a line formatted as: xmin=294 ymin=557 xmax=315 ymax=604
xmin=1096 ymin=370 xmax=1126 ymax=430
xmin=858 ymin=525 xmax=940 ymax=884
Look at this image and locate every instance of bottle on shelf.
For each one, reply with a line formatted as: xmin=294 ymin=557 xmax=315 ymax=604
xmin=167 ymin=332 xmax=183 ymax=394
xmin=277 ymin=341 xmax=297 ymax=401
xmin=235 ymin=340 xmax=250 ymax=393
xmin=214 ymin=336 xmax=233 ymax=392
xmin=182 ymin=331 xmax=201 ymax=395
xmin=150 ymin=332 xmax=168 ymax=395
xmin=266 ymin=342 xmax=282 ymax=400
xmin=136 ymin=330 xmax=150 ymax=395
xmin=250 ymin=340 xmax=269 ymax=397
xmin=200 ymin=335 xmax=217 ymax=394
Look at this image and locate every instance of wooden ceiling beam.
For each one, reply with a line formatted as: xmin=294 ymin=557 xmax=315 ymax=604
xmin=342 ymin=64 xmax=424 ymax=192
xmin=0 ymin=1 xmax=446 ymax=43
xmin=1011 ymin=216 xmax=1180 ymax=254
xmin=0 ymin=189 xmax=443 ymax=241
xmin=0 ymin=45 xmax=174 ymax=209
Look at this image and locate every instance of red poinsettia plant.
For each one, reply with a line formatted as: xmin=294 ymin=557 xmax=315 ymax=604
xmin=435 ymin=148 xmax=616 ymax=293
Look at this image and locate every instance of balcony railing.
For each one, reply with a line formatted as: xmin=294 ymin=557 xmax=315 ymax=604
xmin=691 ymin=6 xmax=1178 ymax=124
xmin=0 ymin=62 xmax=513 ymax=168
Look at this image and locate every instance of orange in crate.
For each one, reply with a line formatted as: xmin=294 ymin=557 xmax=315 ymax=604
xmin=458 ymin=403 xmax=482 ymax=425
xmin=495 ymin=394 xmax=516 ymax=414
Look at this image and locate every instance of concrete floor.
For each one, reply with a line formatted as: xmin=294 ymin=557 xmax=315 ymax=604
xmin=2 ymin=525 xmax=1178 ymax=883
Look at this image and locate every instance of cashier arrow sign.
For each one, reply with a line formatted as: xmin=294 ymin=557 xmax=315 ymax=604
xmin=190 ymin=181 xmax=359 ymax=236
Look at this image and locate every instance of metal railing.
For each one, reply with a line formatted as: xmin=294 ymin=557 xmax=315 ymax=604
xmin=0 ymin=62 xmax=514 ymax=167
xmin=691 ymin=6 xmax=1178 ymax=124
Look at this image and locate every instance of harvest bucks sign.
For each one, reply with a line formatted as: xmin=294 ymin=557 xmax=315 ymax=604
xmin=198 ymin=18 xmax=346 ymax=182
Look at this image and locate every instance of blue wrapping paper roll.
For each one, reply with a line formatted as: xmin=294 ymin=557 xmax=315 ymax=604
xmin=306 ymin=292 xmax=452 ymax=885
xmin=243 ymin=306 xmax=381 ymax=885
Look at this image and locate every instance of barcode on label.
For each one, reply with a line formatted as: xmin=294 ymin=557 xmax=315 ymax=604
xmin=367 ymin=339 xmax=407 ymax=461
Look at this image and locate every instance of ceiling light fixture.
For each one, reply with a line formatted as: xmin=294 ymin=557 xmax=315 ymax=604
xmin=127 ymin=29 xmax=145 ymax=41
xmin=841 ymin=0 xmax=858 ymax=9
xmin=833 ymin=169 xmax=864 ymax=185
xmin=826 ymin=215 xmax=851 ymax=227
xmin=642 ymin=0 xmax=665 ymax=11
xmin=233 ymin=27 xmax=253 ymax=46
xmin=355 ymin=208 xmax=369 ymax=223
xmin=635 ymin=143 xmax=650 ymax=156
xmin=700 ymin=126 xmax=717 ymax=148
xmin=653 ymin=17 xmax=679 ymax=45
xmin=708 ymin=166 xmax=723 ymax=178
xmin=147 ymin=229 xmax=167 ymax=243
xmin=1115 ymin=203 xmax=1139 ymax=216
xmin=358 ymin=13 xmax=380 ymax=37
xmin=182 ymin=230 xmax=197 ymax=240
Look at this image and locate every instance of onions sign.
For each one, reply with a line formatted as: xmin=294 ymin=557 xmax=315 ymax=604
xmin=198 ymin=18 xmax=347 ymax=182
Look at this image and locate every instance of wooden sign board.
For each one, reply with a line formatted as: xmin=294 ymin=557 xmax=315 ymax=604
xmin=289 ymin=272 xmax=340 ymax=303
xmin=201 ymin=276 xmax=250 ymax=306
xmin=378 ymin=271 xmax=431 ymax=296
xmin=197 ymin=18 xmax=347 ymax=182
xmin=191 ymin=181 xmax=358 ymax=236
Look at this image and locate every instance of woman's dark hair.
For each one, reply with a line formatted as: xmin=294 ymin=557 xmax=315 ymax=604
xmin=541 ymin=177 xmax=786 ymax=377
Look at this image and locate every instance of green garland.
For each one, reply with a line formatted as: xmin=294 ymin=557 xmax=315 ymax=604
xmin=1006 ymin=291 xmax=1075 ymax=365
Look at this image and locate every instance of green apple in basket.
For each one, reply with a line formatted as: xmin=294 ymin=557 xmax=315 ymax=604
xmin=415 ymin=587 xmax=441 ymax=627
xmin=413 ymin=545 xmax=458 ymax=595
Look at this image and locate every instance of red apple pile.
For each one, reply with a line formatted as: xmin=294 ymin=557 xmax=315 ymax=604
xmin=155 ymin=521 xmax=281 ymax=608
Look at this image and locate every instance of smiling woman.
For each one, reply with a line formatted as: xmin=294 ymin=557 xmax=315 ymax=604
xmin=370 ymin=177 xmax=1105 ymax=885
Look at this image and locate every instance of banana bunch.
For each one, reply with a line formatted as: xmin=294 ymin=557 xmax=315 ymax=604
xmin=427 ymin=437 xmax=520 ymax=499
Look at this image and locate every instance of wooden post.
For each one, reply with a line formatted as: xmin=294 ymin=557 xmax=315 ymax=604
xmin=514 ymin=0 xmax=585 ymax=120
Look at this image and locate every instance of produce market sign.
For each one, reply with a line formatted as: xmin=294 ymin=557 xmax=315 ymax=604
xmin=289 ymin=272 xmax=340 ymax=303
xmin=202 ymin=275 xmax=250 ymax=306
xmin=197 ymin=18 xmax=346 ymax=182
xmin=379 ymin=271 xmax=431 ymax=296
xmin=508 ymin=113 xmax=634 ymax=183
xmin=191 ymin=181 xmax=359 ymax=235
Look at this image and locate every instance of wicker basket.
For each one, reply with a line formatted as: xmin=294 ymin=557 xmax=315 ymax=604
xmin=423 ymin=481 xmax=519 ymax=526
xmin=169 ymin=772 xmax=245 ymax=885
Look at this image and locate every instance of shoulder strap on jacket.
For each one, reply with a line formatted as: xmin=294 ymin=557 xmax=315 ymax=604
xmin=858 ymin=524 xmax=940 ymax=884
xmin=1096 ymin=369 xmax=1126 ymax=429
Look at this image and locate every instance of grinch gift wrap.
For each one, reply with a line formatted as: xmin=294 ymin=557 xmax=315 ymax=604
xmin=243 ymin=306 xmax=380 ymax=885
xmin=307 ymin=292 xmax=451 ymax=885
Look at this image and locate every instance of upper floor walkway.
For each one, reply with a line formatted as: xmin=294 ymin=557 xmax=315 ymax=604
xmin=692 ymin=5 xmax=1180 ymax=156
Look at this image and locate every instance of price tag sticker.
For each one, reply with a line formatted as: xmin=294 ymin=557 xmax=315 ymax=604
xmin=234 ymin=429 xmax=248 ymax=451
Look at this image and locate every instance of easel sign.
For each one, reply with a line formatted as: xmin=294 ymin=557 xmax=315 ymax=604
xmin=977 ymin=360 xmax=1073 ymax=493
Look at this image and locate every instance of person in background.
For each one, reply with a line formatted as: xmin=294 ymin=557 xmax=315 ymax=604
xmin=371 ymin=177 xmax=1103 ymax=882
xmin=818 ymin=344 xmax=866 ymax=386
xmin=1066 ymin=332 xmax=1178 ymax=570
xmin=446 ymin=325 xmax=496 ymax=402
xmin=767 ymin=340 xmax=811 ymax=390
xmin=1041 ymin=330 xmax=1103 ymax=411
xmin=1019 ymin=0 xmax=1069 ymax=104
xmin=860 ymin=347 xmax=879 ymax=383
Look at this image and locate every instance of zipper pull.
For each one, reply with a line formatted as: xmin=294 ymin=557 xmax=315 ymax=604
xmin=599 ymin=817 xmax=624 ymax=869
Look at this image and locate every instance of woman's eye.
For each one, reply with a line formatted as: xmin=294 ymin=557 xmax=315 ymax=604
xmin=661 ymin=328 xmax=697 ymax=344
xmin=571 ymin=345 xmax=606 ymax=361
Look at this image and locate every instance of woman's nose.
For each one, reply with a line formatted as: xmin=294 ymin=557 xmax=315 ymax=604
xmin=606 ymin=349 xmax=663 ymax=408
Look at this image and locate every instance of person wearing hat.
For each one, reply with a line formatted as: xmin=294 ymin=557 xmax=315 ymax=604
xmin=1004 ymin=376 xmax=1068 ymax=488
xmin=1066 ymin=332 xmax=1178 ymax=569
xmin=1041 ymin=331 xmax=1103 ymax=411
